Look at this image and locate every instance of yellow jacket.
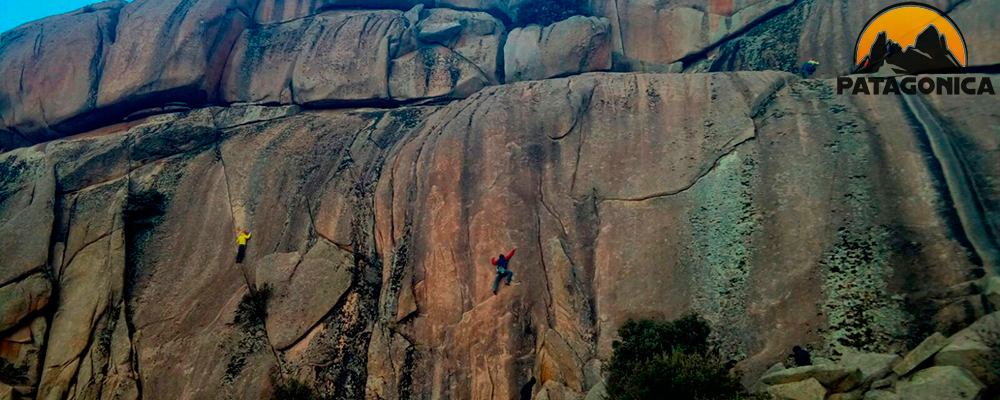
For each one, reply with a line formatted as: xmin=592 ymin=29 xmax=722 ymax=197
xmin=237 ymin=232 xmax=252 ymax=245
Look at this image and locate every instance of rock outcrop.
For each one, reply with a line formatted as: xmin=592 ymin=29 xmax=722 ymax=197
xmin=753 ymin=311 xmax=1000 ymax=400
xmin=591 ymin=0 xmax=999 ymax=76
xmin=505 ymin=16 xmax=612 ymax=82
xmin=0 ymin=2 xmax=124 ymax=147
xmin=4 ymin=0 xmax=999 ymax=150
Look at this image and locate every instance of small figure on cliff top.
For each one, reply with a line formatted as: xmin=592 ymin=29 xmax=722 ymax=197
xmin=491 ymin=248 xmax=517 ymax=295
xmin=801 ymin=59 xmax=820 ymax=78
xmin=792 ymin=345 xmax=812 ymax=366
xmin=236 ymin=229 xmax=252 ymax=264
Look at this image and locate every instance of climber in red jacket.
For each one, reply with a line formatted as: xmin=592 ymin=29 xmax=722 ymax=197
xmin=491 ymin=248 xmax=517 ymax=295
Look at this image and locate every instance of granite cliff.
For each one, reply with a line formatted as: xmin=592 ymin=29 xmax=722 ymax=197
xmin=1 ymin=1 xmax=999 ymax=399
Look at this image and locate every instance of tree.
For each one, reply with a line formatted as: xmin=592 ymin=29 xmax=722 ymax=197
xmin=605 ymin=315 xmax=769 ymax=400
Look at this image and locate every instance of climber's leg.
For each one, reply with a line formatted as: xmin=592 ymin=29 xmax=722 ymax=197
xmin=236 ymin=244 xmax=246 ymax=264
xmin=493 ymin=272 xmax=502 ymax=295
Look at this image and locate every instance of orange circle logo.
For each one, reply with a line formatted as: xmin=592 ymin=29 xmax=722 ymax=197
xmin=854 ymin=3 xmax=967 ymax=74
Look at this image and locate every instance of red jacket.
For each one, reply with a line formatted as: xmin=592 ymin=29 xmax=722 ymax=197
xmin=491 ymin=249 xmax=516 ymax=267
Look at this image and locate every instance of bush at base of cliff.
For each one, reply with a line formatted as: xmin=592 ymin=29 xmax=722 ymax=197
xmin=605 ymin=315 xmax=769 ymax=400
xmin=272 ymin=380 xmax=333 ymax=400
xmin=516 ymin=0 xmax=588 ymax=27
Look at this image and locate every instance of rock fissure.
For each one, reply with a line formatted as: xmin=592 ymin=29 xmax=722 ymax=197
xmin=900 ymin=93 xmax=1000 ymax=272
xmin=535 ymin=184 xmax=556 ymax=327
xmin=58 ymin=229 xmax=119 ymax=285
xmin=600 ymin=135 xmax=757 ymax=203
xmin=678 ymin=0 xmax=804 ymax=69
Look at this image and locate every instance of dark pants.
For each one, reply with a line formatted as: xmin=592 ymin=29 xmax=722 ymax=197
xmin=493 ymin=268 xmax=513 ymax=294
xmin=236 ymin=244 xmax=246 ymax=264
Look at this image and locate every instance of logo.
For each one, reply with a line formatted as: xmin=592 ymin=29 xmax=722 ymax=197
xmin=837 ymin=2 xmax=994 ymax=95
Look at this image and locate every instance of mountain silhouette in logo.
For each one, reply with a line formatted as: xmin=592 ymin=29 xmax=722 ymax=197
xmin=854 ymin=25 xmax=963 ymax=75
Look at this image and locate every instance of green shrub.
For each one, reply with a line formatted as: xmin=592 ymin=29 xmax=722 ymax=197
xmin=516 ymin=0 xmax=588 ymax=27
xmin=272 ymin=379 xmax=334 ymax=400
xmin=224 ymin=285 xmax=273 ymax=383
xmin=234 ymin=284 xmax=272 ymax=329
xmin=0 ymin=358 xmax=28 ymax=386
xmin=605 ymin=315 xmax=768 ymax=400
xmin=123 ymin=190 xmax=168 ymax=231
xmin=122 ymin=189 xmax=168 ymax=320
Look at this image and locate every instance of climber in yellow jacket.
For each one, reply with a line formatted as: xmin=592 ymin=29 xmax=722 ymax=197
xmin=236 ymin=229 xmax=252 ymax=264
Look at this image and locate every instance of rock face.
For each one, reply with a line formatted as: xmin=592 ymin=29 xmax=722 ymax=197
xmin=13 ymin=70 xmax=1000 ymax=400
xmin=505 ymin=16 xmax=612 ymax=82
xmin=594 ymin=0 xmax=999 ymax=76
xmin=767 ymin=378 xmax=827 ymax=400
xmin=934 ymin=312 xmax=1000 ymax=386
xmin=589 ymin=0 xmax=795 ymax=69
xmin=254 ymin=0 xmax=432 ymax=24
xmin=0 ymin=3 xmax=124 ymax=148
xmin=896 ymin=366 xmax=985 ymax=400
xmin=389 ymin=45 xmax=492 ymax=101
xmin=224 ymin=10 xmax=413 ymax=106
xmin=416 ymin=8 xmax=506 ymax=83
xmin=97 ymin=0 xmax=252 ymax=113
xmin=1 ymin=5 xmax=1000 ymax=400
xmin=4 ymin=0 xmax=1000 ymax=150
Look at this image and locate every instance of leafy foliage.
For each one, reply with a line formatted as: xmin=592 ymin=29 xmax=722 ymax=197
xmin=234 ymin=284 xmax=271 ymax=329
xmin=272 ymin=379 xmax=334 ymax=400
xmin=0 ymin=358 xmax=28 ymax=386
xmin=605 ymin=315 xmax=768 ymax=400
xmin=123 ymin=189 xmax=168 ymax=321
xmin=224 ymin=285 xmax=273 ymax=383
xmin=123 ymin=190 xmax=168 ymax=231
xmin=516 ymin=0 xmax=589 ymax=27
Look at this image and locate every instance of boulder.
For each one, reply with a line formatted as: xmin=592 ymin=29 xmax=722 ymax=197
xmin=893 ymin=332 xmax=950 ymax=376
xmin=435 ymin=0 xmax=514 ymax=24
xmin=761 ymin=364 xmax=862 ymax=391
xmin=896 ymin=366 xmax=985 ymax=400
xmin=767 ymin=377 xmax=827 ymax=400
xmin=291 ymin=11 xmax=412 ymax=106
xmin=828 ymin=389 xmax=864 ymax=400
xmin=934 ymin=312 xmax=1000 ymax=386
xmin=0 ymin=383 xmax=11 ymax=400
xmin=227 ymin=10 xmax=414 ymax=106
xmin=389 ymin=46 xmax=491 ymax=101
xmin=97 ymin=0 xmax=252 ymax=121
xmin=0 ymin=275 xmax=51 ymax=334
xmin=0 ymin=2 xmax=123 ymax=147
xmin=221 ymin=18 xmax=314 ymax=105
xmin=839 ymin=352 xmax=900 ymax=391
xmin=980 ymin=276 xmax=1000 ymax=312
xmin=0 ymin=4 xmax=123 ymax=145
xmin=863 ymin=390 xmax=900 ymax=400
xmin=418 ymin=21 xmax=463 ymax=43
xmin=253 ymin=0 xmax=431 ymax=24
xmin=870 ymin=377 xmax=895 ymax=390
xmin=505 ymin=16 xmax=612 ymax=82
xmin=753 ymin=362 xmax=787 ymax=393
xmin=416 ymin=8 xmax=505 ymax=83
xmin=584 ymin=379 xmax=606 ymax=400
